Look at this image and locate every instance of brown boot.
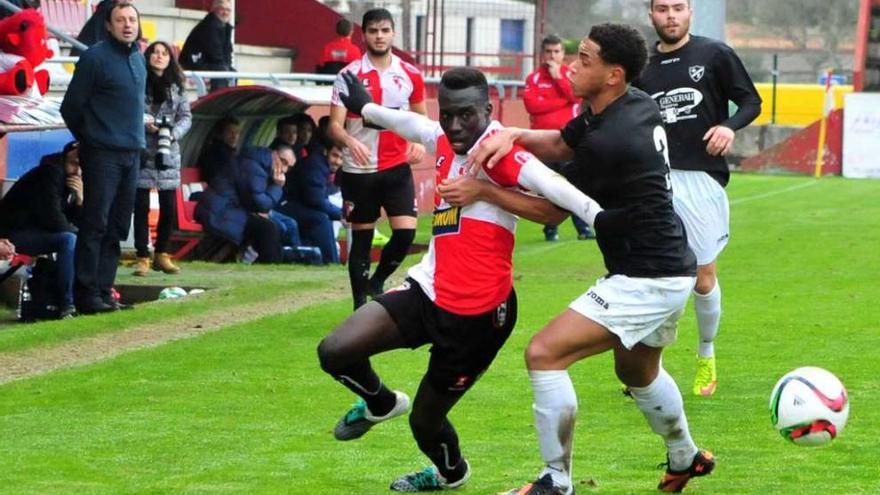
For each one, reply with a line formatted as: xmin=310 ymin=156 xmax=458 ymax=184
xmin=132 ymin=256 xmax=150 ymax=277
xmin=153 ymin=252 xmax=181 ymax=274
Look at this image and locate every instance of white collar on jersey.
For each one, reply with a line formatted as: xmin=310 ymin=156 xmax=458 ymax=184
xmin=360 ymin=52 xmax=403 ymax=74
xmin=460 ymin=120 xmax=503 ymax=156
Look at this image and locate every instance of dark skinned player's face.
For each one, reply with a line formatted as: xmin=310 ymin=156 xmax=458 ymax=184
xmin=438 ymin=86 xmax=493 ymax=155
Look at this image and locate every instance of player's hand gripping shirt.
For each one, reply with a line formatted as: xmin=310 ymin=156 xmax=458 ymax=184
xmin=560 ymin=88 xmax=696 ymax=278
xmin=331 ymin=53 xmax=425 ymax=174
xmin=633 ymin=35 xmax=761 ymax=186
xmin=359 ymin=103 xmax=601 ymax=315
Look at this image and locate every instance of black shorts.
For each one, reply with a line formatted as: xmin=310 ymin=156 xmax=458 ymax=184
xmin=375 ymin=278 xmax=518 ymax=393
xmin=339 ymin=165 xmax=417 ymax=224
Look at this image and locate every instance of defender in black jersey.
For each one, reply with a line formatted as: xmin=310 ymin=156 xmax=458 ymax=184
xmin=634 ymin=0 xmax=762 ymax=397
xmin=461 ymin=23 xmax=714 ymax=494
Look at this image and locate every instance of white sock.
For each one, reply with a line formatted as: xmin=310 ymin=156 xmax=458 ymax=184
xmin=694 ymin=282 xmax=721 ymax=358
xmin=530 ymin=370 xmax=577 ymax=490
xmin=628 ymin=368 xmax=698 ymax=471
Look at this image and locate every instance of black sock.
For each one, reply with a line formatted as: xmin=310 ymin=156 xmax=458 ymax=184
xmin=415 ymin=418 xmax=465 ymax=482
xmin=370 ymin=228 xmax=415 ymax=293
xmin=348 ymin=230 xmax=374 ymax=309
xmin=334 ymin=361 xmax=397 ymax=416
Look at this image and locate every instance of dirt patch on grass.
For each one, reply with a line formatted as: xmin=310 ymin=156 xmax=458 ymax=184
xmin=0 ymin=284 xmax=350 ymax=385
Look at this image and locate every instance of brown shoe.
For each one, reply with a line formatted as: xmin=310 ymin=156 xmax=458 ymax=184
xmin=132 ymin=256 xmax=150 ymax=277
xmin=153 ymin=252 xmax=181 ymax=274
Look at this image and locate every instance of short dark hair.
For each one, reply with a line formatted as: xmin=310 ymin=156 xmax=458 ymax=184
xmin=588 ymin=23 xmax=647 ymax=83
xmin=215 ymin=116 xmax=240 ymax=134
xmin=269 ymin=141 xmax=293 ymax=155
xmin=440 ymin=67 xmax=489 ymax=101
xmin=542 ymin=34 xmax=563 ymax=47
xmin=336 ymin=18 xmax=353 ymax=36
xmin=276 ymin=115 xmax=299 ymax=132
xmin=650 ymin=0 xmax=690 ymax=8
xmin=106 ymin=1 xmax=138 ymax=23
xmin=362 ymin=8 xmax=394 ymax=30
xmin=62 ymin=141 xmax=79 ymax=157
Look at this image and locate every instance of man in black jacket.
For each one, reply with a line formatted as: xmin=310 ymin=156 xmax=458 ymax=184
xmin=61 ymin=2 xmax=145 ymax=314
xmin=180 ymin=0 xmax=234 ymax=92
xmin=0 ymin=142 xmax=82 ymax=319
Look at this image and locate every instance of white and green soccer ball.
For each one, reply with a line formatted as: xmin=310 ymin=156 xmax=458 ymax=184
xmin=158 ymin=287 xmax=188 ymax=300
xmin=769 ymin=366 xmax=849 ymax=446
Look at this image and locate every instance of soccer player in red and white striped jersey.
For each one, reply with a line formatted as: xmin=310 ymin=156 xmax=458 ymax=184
xmin=328 ymin=8 xmax=428 ymax=310
xmin=318 ymin=67 xmax=603 ymax=492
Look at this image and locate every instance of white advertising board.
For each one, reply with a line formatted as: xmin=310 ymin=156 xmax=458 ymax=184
xmin=843 ymin=93 xmax=880 ymax=178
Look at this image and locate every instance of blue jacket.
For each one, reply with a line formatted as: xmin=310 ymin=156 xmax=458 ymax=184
xmin=286 ymin=148 xmax=342 ymax=220
xmin=194 ymin=147 xmax=283 ymax=244
xmin=235 ymin=147 xmax=284 ymax=214
xmin=61 ymin=38 xmax=146 ymax=151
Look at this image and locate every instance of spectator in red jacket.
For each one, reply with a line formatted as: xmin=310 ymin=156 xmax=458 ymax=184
xmin=523 ymin=34 xmax=593 ymax=241
xmin=317 ymin=18 xmax=361 ymax=75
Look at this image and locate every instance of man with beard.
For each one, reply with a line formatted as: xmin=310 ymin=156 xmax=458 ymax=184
xmin=466 ymin=23 xmax=713 ymax=495
xmin=634 ymin=0 xmax=761 ymax=396
xmin=328 ymin=8 xmax=427 ymax=310
xmin=318 ymin=67 xmax=604 ymax=492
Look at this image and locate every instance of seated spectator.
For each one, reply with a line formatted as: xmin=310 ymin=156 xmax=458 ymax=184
xmin=195 ymin=142 xmax=294 ymax=263
xmin=295 ymin=114 xmax=318 ymax=154
xmin=270 ymin=115 xmax=298 ymax=151
xmin=179 ymin=0 xmax=235 ymax=92
xmin=317 ymin=18 xmax=361 ymax=76
xmin=0 ymin=238 xmax=14 ymax=260
xmin=277 ymin=140 xmax=345 ymax=264
xmin=197 ymin=116 xmax=240 ymax=186
xmin=0 ymin=142 xmax=82 ymax=318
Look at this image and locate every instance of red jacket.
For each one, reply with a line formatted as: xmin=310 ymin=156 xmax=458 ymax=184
xmin=523 ymin=64 xmax=580 ymax=130
xmin=320 ymin=37 xmax=361 ymax=65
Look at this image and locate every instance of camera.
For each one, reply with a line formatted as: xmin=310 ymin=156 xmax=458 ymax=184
xmin=155 ymin=115 xmax=174 ymax=170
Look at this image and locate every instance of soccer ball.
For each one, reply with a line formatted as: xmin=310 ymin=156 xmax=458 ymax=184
xmin=769 ymin=367 xmax=849 ymax=446
xmin=158 ymin=287 xmax=188 ymax=300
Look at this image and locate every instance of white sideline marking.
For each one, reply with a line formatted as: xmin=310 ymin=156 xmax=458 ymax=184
xmin=729 ymin=180 xmax=818 ymax=206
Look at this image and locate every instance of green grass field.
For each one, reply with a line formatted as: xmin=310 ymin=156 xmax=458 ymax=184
xmin=0 ymin=174 xmax=878 ymax=494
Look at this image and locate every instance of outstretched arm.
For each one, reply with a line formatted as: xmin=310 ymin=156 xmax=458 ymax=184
xmin=338 ymin=71 xmax=441 ymax=152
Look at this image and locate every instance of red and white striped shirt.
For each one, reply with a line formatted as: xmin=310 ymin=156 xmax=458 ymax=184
xmin=358 ymin=106 xmax=602 ymax=315
xmin=331 ymin=53 xmax=425 ymax=174
xmin=406 ymin=121 xmax=532 ymax=314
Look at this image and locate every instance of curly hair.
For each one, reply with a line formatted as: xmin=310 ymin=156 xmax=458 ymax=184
xmin=588 ymin=23 xmax=648 ymax=83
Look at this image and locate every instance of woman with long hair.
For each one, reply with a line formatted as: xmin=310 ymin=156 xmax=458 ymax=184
xmin=133 ymin=41 xmax=192 ymax=276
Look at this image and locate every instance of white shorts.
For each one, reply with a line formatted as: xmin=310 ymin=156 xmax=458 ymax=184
xmin=671 ymin=169 xmax=730 ymax=266
xmin=569 ymin=274 xmax=696 ymax=350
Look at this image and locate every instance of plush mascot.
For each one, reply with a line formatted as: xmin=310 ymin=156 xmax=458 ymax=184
xmin=0 ymin=9 xmax=53 ymax=97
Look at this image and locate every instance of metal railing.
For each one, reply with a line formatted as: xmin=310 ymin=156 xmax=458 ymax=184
xmin=43 ymin=60 xmax=526 ymax=99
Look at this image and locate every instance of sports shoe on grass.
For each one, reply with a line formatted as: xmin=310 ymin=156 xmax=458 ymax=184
xmin=333 ymin=391 xmax=410 ymax=441
xmin=693 ymin=356 xmax=717 ymax=396
xmin=499 ymin=474 xmax=574 ymax=495
xmin=390 ymin=460 xmax=470 ymax=492
xmin=657 ymin=449 xmax=715 ymax=493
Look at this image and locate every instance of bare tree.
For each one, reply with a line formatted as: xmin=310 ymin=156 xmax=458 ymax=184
xmin=729 ymin=0 xmax=859 ymax=77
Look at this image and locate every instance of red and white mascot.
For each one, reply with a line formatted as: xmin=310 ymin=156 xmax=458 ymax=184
xmin=0 ymin=9 xmax=53 ymax=97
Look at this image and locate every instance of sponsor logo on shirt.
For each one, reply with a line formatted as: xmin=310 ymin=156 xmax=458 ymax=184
xmin=660 ymin=57 xmax=681 ymax=65
xmin=651 ymin=88 xmax=704 ymax=124
xmin=689 ymin=65 xmax=706 ymax=82
xmin=432 ymin=206 xmax=462 ymax=236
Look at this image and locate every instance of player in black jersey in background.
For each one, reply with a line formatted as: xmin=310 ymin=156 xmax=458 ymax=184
xmin=457 ymin=23 xmax=715 ymax=494
xmin=634 ymin=0 xmax=761 ymax=397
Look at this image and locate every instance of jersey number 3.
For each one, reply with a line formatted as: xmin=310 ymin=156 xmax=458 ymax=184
xmin=653 ymin=125 xmax=672 ymax=191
